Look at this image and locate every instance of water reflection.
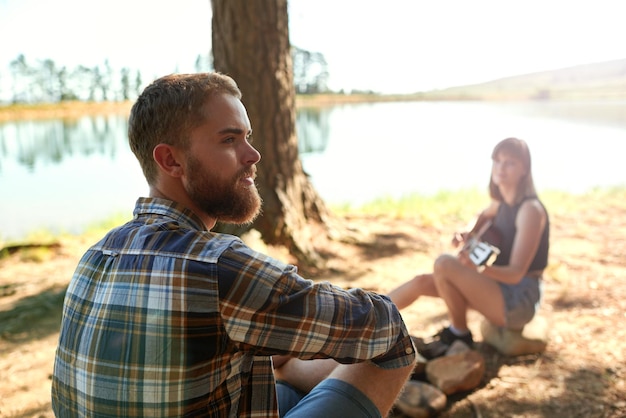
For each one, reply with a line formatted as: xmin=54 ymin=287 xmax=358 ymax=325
xmin=0 ymin=115 xmax=126 ymax=173
xmin=1 ymin=109 xmax=330 ymax=174
xmin=296 ymin=107 xmax=330 ymax=154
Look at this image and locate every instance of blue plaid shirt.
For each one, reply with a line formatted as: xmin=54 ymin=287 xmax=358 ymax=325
xmin=52 ymin=197 xmax=415 ymax=417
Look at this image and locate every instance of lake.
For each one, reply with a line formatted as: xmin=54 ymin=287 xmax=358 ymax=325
xmin=2 ymin=100 xmax=625 ymax=241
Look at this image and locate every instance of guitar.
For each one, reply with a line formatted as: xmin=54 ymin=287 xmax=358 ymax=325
xmin=460 ymin=220 xmax=501 ymax=267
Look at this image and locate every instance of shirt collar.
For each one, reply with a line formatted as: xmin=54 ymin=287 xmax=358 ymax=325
xmin=133 ymin=197 xmax=208 ymax=232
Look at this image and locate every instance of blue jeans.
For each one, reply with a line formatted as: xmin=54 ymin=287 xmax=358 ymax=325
xmin=499 ymin=276 xmax=542 ymax=330
xmin=277 ymin=378 xmax=381 ymax=418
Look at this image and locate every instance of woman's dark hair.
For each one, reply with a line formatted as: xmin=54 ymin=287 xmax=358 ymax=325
xmin=488 ymin=137 xmax=537 ymax=203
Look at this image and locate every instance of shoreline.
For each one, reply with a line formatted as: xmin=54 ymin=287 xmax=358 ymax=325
xmin=2 ymin=186 xmax=624 ymax=248
xmin=0 ymin=94 xmax=433 ymax=121
xmin=1 ymin=96 xmax=415 ymax=121
xmin=2 ymin=92 xmax=622 ymax=122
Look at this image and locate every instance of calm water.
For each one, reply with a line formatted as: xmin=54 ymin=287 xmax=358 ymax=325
xmin=2 ymin=100 xmax=625 ymax=241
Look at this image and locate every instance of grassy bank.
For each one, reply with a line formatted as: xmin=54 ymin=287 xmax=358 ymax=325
xmin=3 ymin=187 xmax=624 ymax=251
xmin=333 ymin=185 xmax=626 ymax=220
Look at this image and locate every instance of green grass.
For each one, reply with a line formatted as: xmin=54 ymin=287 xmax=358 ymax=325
xmin=330 ymin=188 xmax=489 ymax=227
xmin=2 ymin=187 xmax=625 ymax=248
xmin=330 ymin=185 xmax=626 ymax=230
xmin=540 ymin=186 xmax=626 ymax=217
xmin=0 ymin=212 xmax=133 ymax=248
xmin=83 ymin=213 xmax=134 ymax=235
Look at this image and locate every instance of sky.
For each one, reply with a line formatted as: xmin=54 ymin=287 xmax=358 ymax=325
xmin=1 ymin=0 xmax=625 ymax=94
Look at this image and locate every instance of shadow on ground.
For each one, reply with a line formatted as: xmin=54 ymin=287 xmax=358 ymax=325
xmin=307 ymin=229 xmax=430 ymax=282
xmin=0 ymin=286 xmax=66 ymax=346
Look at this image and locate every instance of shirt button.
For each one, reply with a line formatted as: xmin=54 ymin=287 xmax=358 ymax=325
xmin=405 ymin=347 xmax=414 ymax=354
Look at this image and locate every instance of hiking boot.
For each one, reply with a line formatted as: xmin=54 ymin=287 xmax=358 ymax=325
xmin=416 ymin=327 xmax=474 ymax=360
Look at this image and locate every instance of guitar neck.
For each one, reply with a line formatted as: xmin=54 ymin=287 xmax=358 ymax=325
xmin=462 ymin=220 xmax=493 ymax=251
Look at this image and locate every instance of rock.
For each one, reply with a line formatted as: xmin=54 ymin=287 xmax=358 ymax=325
xmin=394 ymin=380 xmax=447 ymax=418
xmin=480 ymin=316 xmax=549 ymax=356
xmin=409 ymin=336 xmax=430 ymax=376
xmin=412 ymin=352 xmax=428 ymax=377
xmin=445 ymin=339 xmax=471 ymax=356
xmin=425 ymin=350 xmax=485 ymax=395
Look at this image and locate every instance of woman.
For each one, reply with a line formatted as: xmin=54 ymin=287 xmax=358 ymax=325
xmin=388 ymin=138 xmax=549 ymax=358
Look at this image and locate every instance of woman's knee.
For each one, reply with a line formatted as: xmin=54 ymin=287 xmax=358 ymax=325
xmin=433 ymin=254 xmax=457 ymax=276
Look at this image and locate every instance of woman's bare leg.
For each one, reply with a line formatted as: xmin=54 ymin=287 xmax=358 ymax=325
xmin=387 ymin=273 xmax=438 ymax=310
xmin=432 ymin=254 xmax=506 ymax=330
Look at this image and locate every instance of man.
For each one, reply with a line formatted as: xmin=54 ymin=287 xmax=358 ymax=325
xmin=52 ymin=73 xmax=415 ymax=417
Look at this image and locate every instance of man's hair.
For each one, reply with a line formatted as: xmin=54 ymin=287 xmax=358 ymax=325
xmin=489 ymin=137 xmax=538 ymax=203
xmin=128 ymin=72 xmax=242 ymax=184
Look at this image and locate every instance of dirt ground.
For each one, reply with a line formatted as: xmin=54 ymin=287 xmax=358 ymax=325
xmin=1 ymin=193 xmax=625 ymax=418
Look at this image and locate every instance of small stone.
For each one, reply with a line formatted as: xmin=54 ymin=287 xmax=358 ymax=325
xmin=426 ymin=350 xmax=485 ymax=395
xmin=445 ymin=339 xmax=471 ymax=356
xmin=412 ymin=351 xmax=428 ymax=376
xmin=395 ymin=380 xmax=447 ymax=418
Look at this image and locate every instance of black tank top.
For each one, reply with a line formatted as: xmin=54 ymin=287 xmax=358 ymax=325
xmin=487 ymin=197 xmax=550 ymax=272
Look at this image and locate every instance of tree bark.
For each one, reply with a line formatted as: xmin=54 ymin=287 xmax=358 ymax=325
xmin=211 ymin=0 xmax=333 ymax=266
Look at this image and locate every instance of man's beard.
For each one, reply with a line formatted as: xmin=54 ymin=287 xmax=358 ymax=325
xmin=185 ymin=155 xmax=262 ymax=225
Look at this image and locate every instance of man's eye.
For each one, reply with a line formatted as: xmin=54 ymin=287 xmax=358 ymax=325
xmin=246 ymin=135 xmax=254 ymax=143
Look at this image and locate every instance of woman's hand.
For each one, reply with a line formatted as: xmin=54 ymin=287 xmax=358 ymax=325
xmin=457 ymin=249 xmax=476 ymax=269
xmin=452 ymin=232 xmax=468 ymax=248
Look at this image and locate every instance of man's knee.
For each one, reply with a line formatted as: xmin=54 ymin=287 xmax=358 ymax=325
xmin=282 ymin=378 xmax=382 ymax=418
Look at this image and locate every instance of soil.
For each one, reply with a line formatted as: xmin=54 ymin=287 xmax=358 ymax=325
xmin=1 ymin=193 xmax=625 ymax=418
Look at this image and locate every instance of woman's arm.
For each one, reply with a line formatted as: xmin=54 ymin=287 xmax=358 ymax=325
xmin=453 ymin=200 xmax=499 ymax=248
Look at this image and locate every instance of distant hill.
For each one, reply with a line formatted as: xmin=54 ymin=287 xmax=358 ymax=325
xmin=422 ymin=58 xmax=626 ymax=100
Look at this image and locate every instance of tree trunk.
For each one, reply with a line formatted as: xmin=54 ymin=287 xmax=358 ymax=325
xmin=211 ymin=0 xmax=333 ymax=266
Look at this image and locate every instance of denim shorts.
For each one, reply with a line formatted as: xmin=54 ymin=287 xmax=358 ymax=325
xmin=277 ymin=378 xmax=381 ymax=418
xmin=499 ymin=276 xmax=542 ymax=330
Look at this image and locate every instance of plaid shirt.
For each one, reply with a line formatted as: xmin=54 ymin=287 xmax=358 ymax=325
xmin=52 ymin=197 xmax=415 ymax=417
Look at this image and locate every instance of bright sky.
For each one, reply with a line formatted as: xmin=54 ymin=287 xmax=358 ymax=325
xmin=1 ymin=0 xmax=625 ymax=94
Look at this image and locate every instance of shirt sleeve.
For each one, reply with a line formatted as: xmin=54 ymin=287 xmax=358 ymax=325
xmin=216 ymin=240 xmax=415 ymax=369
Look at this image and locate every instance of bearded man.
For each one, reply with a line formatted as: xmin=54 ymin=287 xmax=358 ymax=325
xmin=51 ymin=73 xmax=415 ymax=418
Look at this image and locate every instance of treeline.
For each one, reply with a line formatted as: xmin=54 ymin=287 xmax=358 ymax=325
xmin=3 ymin=55 xmax=146 ymax=104
xmin=0 ymin=47 xmax=330 ymax=105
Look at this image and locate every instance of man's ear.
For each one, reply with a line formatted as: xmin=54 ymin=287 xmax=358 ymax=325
xmin=153 ymin=143 xmax=184 ymax=177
